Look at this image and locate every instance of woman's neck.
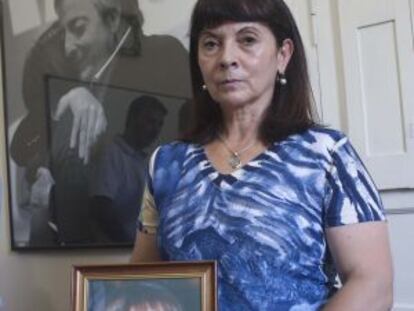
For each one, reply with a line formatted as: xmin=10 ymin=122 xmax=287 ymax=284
xmin=220 ymin=103 xmax=267 ymax=145
xmin=205 ymin=103 xmax=269 ymax=174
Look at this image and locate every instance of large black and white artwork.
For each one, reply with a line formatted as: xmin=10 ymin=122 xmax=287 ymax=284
xmin=1 ymin=0 xmax=194 ymax=249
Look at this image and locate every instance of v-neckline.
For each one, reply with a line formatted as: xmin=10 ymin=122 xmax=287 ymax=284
xmin=195 ymin=142 xmax=277 ymax=187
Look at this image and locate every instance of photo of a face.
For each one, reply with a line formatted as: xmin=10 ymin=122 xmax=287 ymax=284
xmin=88 ymin=278 xmax=201 ymax=311
xmin=56 ymin=0 xmax=116 ymax=80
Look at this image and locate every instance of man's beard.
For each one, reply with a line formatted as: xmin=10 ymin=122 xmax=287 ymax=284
xmin=79 ymin=64 xmax=96 ymax=81
xmin=78 ymin=44 xmax=114 ymax=81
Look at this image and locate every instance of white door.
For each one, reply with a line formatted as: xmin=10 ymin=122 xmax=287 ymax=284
xmin=336 ymin=0 xmax=414 ymax=190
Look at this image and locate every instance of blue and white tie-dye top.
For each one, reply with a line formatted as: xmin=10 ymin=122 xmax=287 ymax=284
xmin=139 ymin=127 xmax=385 ymax=311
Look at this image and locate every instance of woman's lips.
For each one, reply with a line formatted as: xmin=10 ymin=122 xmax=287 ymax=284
xmin=221 ymin=78 xmax=241 ymax=84
xmin=219 ymin=79 xmax=243 ymax=89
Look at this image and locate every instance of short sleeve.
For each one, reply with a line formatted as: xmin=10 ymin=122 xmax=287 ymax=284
xmin=138 ymin=186 xmax=159 ymax=234
xmin=137 ymin=142 xmax=188 ymax=233
xmin=138 ymin=147 xmax=160 ymax=234
xmin=324 ymin=136 xmax=386 ymax=227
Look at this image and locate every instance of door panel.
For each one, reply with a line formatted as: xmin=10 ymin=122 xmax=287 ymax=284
xmin=337 ymin=0 xmax=414 ymax=189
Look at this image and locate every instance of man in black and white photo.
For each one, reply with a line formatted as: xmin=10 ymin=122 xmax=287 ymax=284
xmin=9 ymin=0 xmax=191 ymax=246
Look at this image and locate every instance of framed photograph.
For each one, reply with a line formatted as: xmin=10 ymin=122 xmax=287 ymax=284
xmin=72 ymin=261 xmax=217 ymax=311
xmin=1 ymin=0 xmax=194 ymax=249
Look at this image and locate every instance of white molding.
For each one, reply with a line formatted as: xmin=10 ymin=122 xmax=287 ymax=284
xmin=313 ymin=0 xmax=344 ymax=129
xmin=410 ymin=0 xmax=414 ymax=49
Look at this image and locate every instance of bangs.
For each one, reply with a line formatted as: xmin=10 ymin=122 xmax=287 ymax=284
xmin=191 ymin=0 xmax=272 ymax=36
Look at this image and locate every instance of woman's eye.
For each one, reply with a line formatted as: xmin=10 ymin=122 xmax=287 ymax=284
xmin=241 ymin=36 xmax=257 ymax=45
xmin=202 ymin=40 xmax=218 ymax=50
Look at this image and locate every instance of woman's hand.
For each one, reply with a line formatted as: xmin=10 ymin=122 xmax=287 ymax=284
xmin=324 ymin=221 xmax=393 ymax=310
xmin=130 ymin=230 xmax=161 ymax=263
xmin=54 ymin=87 xmax=107 ymax=164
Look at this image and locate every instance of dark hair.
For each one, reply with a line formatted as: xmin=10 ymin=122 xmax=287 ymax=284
xmin=184 ymin=0 xmax=318 ymax=145
xmin=125 ymin=95 xmax=167 ymax=130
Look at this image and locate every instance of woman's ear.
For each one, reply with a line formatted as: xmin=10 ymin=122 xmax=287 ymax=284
xmin=277 ymin=38 xmax=294 ymax=73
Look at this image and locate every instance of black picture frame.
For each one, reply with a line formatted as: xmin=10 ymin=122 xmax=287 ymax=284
xmin=0 ymin=0 xmax=192 ymax=250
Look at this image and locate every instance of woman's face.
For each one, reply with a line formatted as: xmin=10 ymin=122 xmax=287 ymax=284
xmin=197 ymin=21 xmax=288 ymax=110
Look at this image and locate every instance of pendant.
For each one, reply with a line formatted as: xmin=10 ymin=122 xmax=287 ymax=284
xmin=228 ymin=153 xmax=242 ymax=169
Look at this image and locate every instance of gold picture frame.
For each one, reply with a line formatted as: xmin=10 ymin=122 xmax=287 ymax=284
xmin=72 ymin=261 xmax=217 ymax=311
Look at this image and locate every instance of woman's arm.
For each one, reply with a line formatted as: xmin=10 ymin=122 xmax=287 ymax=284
xmin=130 ymin=182 xmax=162 ymax=263
xmin=323 ymin=221 xmax=393 ymax=310
xmin=130 ymin=231 xmax=161 ymax=263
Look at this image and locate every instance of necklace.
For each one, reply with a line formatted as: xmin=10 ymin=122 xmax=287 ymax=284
xmin=218 ymin=135 xmax=257 ymax=170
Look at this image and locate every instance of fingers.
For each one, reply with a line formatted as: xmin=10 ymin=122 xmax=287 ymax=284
xmin=95 ymin=108 xmax=107 ymax=136
xmin=84 ymin=103 xmax=107 ymax=164
xmin=83 ymin=104 xmax=98 ymax=164
xmin=58 ymin=87 xmax=107 ymax=164
xmin=54 ymin=94 xmax=70 ymax=121
xmin=89 ymin=103 xmax=107 ymax=146
xmin=70 ymin=108 xmax=81 ymax=150
xmin=78 ymin=107 xmax=88 ymax=162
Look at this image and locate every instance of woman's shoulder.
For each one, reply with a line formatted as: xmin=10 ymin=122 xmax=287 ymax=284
xmin=150 ymin=141 xmax=196 ymax=168
xmin=289 ymin=126 xmax=348 ymax=150
xmin=154 ymin=140 xmax=194 ymax=155
xmin=148 ymin=141 xmax=195 ymax=201
xmin=279 ymin=126 xmax=352 ymax=165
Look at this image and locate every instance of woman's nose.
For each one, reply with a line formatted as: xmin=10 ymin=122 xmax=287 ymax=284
xmin=220 ymin=59 xmax=238 ymax=69
xmin=219 ymin=43 xmax=238 ymax=69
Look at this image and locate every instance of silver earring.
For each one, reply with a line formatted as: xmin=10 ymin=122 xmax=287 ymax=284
xmin=278 ymin=72 xmax=287 ymax=85
xmin=202 ymin=84 xmax=207 ymax=90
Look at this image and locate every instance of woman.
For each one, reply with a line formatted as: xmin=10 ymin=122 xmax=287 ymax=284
xmin=131 ymin=0 xmax=393 ymax=310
